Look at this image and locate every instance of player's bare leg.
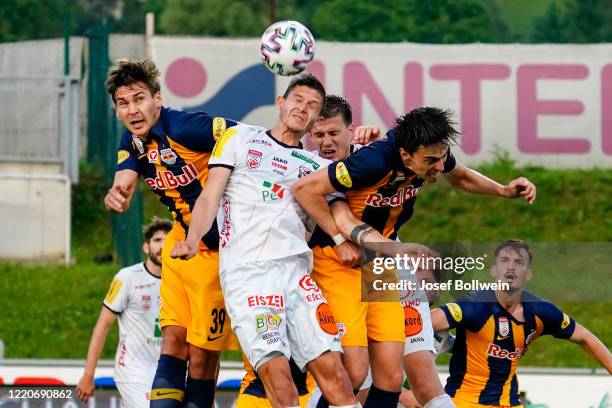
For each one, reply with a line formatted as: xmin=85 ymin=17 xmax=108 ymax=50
xmin=257 ymin=355 xmax=300 ymax=407
xmin=364 ymin=341 xmax=403 ymax=407
xmin=341 ymin=346 xmax=370 ymax=390
xmin=404 ymin=350 xmax=454 ymax=407
xmin=184 ymin=344 xmax=221 ymax=407
xmin=307 ymin=351 xmax=359 ymax=406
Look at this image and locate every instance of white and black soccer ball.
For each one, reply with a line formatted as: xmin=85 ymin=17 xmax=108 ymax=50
xmin=259 ymin=20 xmax=315 ymax=76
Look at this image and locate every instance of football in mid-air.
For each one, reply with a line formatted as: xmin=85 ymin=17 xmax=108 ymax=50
xmin=259 ymin=20 xmax=315 ymax=76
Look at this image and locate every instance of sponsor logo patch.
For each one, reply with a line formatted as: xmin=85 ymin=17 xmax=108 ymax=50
xmin=365 ymin=185 xmax=420 ymax=208
xmin=212 ymin=128 xmax=237 ymax=158
xmin=148 ymin=149 xmax=159 ymax=164
xmin=255 ymin=313 xmax=282 ymax=334
xmin=141 ymin=295 xmax=152 ymax=311
xmin=247 ymin=295 xmax=285 ymax=309
xmin=160 ymin=148 xmax=177 ymax=165
xmin=212 ymin=117 xmax=227 ymax=141
xmin=144 ymin=163 xmax=199 ymax=190
xmin=104 ymin=278 xmax=123 ymax=303
xmin=291 ymin=150 xmax=320 ymax=170
xmin=404 ymin=306 xmax=423 ymax=336
xmin=262 ymin=181 xmax=285 ymax=201
xmin=220 ymin=198 xmax=231 ymax=248
xmin=498 ymin=317 xmax=510 ymax=338
xmin=247 ymin=149 xmax=262 ymax=168
xmin=132 ymin=135 xmax=145 ymax=155
xmin=446 ymin=303 xmax=463 ymax=323
xmin=335 ymin=162 xmax=352 ymax=188
xmin=316 ymin=303 xmax=338 ymax=335
xmin=298 ymin=165 xmax=312 ymax=178
xmin=561 ymin=313 xmax=571 ymax=329
xmin=487 ymin=343 xmax=523 ymax=360
xmin=118 ymin=150 xmax=130 ymax=164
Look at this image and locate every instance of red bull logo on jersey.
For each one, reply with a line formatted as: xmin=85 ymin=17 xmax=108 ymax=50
xmin=144 ymin=163 xmax=199 ymax=190
xmin=487 ymin=343 xmax=523 ymax=360
xmin=365 ymin=185 xmax=420 ymax=207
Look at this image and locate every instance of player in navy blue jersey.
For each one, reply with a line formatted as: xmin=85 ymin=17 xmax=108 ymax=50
xmin=104 ymin=58 xmax=239 ymax=408
xmin=431 ymin=240 xmax=612 ymax=407
xmin=293 ymin=107 xmax=537 ymax=408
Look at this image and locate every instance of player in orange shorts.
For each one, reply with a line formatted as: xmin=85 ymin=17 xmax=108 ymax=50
xmin=103 ymin=58 xmax=238 ymax=407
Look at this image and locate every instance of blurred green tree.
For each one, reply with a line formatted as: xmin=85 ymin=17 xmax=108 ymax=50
xmin=530 ymin=0 xmax=612 ymax=42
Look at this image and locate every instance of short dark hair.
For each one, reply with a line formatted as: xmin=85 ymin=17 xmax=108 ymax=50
xmin=494 ymin=240 xmax=533 ymax=264
xmin=394 ymin=107 xmax=460 ymax=154
xmin=106 ymin=58 xmax=161 ymax=103
xmin=143 ymin=217 xmax=172 ymax=243
xmin=320 ymin=95 xmax=352 ymax=125
xmin=282 ymin=73 xmax=326 ymax=101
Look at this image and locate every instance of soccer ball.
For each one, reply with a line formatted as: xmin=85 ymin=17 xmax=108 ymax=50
xmin=259 ymin=20 xmax=315 ymax=76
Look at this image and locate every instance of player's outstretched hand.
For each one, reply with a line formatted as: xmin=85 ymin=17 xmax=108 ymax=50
xmin=352 ymin=126 xmax=382 ymax=145
xmin=333 ymin=241 xmax=362 ymax=267
xmin=76 ymin=374 xmax=95 ymax=402
xmin=104 ymin=185 xmax=130 ymax=213
xmin=171 ymin=239 xmax=198 ymax=260
xmin=504 ymin=177 xmax=536 ymax=204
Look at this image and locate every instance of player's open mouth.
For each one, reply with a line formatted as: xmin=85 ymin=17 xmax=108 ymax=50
xmin=321 ymin=149 xmax=336 ymax=158
xmin=504 ymin=272 xmax=517 ymax=281
xmin=131 ymin=119 xmax=145 ymax=127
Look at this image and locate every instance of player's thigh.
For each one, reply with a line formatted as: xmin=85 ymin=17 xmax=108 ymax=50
xmin=115 ymin=382 xmax=150 ymax=408
xmin=235 ymin=393 xmax=274 ymax=408
xmin=220 ymin=261 xmax=290 ymax=371
xmin=160 ymin=230 xmax=190 ymax=329
xmin=366 ymin=301 xmax=405 ymax=343
xmin=311 ymin=246 xmax=368 ymax=347
xmin=181 ymin=248 xmax=237 ymax=351
xmin=403 ymin=297 xmax=436 ymax=355
xmin=286 ymin=253 xmax=342 ymax=370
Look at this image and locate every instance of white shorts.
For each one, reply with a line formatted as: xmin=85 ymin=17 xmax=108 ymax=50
xmin=398 ymin=265 xmax=436 ymax=356
xmin=220 ymin=252 xmax=342 ymax=371
xmin=115 ymin=381 xmax=150 ymax=408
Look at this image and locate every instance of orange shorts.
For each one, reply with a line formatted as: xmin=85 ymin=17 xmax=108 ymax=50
xmin=310 ymin=246 xmax=405 ymax=347
xmin=159 ymin=227 xmax=238 ymax=350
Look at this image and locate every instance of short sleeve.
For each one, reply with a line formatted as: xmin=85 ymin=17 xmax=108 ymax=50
xmin=443 ymin=150 xmax=456 ymax=173
xmin=536 ymin=302 xmax=576 ymax=339
xmin=102 ymin=268 xmax=131 ymax=314
xmin=164 ymin=108 xmax=238 ymax=152
xmin=208 ymin=126 xmax=241 ymax=169
xmin=439 ymin=300 xmax=486 ymax=332
xmin=327 ymin=142 xmax=392 ymax=192
xmin=116 ymin=130 xmax=140 ymax=173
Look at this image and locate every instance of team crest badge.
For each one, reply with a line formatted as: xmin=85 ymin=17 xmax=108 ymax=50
xmin=498 ymin=317 xmax=510 ymax=337
xmin=141 ymin=295 xmax=152 ymax=311
xmin=148 ymin=150 xmax=159 ymax=163
xmin=247 ymin=149 xmax=263 ymax=168
xmin=132 ymin=135 xmax=145 ymax=155
xmin=160 ymin=148 xmax=177 ymax=165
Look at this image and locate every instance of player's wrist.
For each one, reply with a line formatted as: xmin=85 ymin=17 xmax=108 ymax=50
xmin=332 ymin=233 xmax=346 ymax=246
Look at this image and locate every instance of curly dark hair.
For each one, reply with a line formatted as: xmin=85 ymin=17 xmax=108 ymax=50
xmin=394 ymin=107 xmax=460 ymax=154
xmin=106 ymin=58 xmax=161 ymax=103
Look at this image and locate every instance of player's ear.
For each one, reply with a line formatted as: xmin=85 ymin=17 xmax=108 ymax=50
xmin=142 ymin=241 xmax=149 ymax=254
xmin=347 ymin=123 xmax=355 ymax=136
xmin=154 ymin=92 xmax=162 ymax=109
xmin=275 ymin=95 xmax=285 ymax=109
xmin=490 ymin=264 xmax=497 ymax=278
xmin=526 ymin=267 xmax=533 ymax=282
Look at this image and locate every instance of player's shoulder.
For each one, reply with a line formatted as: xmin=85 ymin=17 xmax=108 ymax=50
xmin=522 ymin=290 xmax=561 ymax=316
xmin=115 ymin=262 xmax=145 ymax=281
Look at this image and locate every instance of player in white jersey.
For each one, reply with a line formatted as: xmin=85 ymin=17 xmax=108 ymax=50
xmin=172 ymin=74 xmax=361 ymax=408
xmin=77 ymin=218 xmax=172 ymax=408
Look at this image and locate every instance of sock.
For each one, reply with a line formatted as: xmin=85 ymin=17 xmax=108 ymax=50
xmin=423 ymin=394 xmax=455 ymax=408
xmin=150 ymin=354 xmax=187 ymax=407
xmin=183 ymin=377 xmax=216 ymax=408
xmin=363 ymin=385 xmax=400 ymax=408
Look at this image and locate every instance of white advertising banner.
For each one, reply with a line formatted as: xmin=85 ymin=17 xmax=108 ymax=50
xmin=151 ymin=37 xmax=612 ymax=168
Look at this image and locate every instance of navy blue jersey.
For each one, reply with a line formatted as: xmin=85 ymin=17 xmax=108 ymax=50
xmin=309 ymin=130 xmax=456 ymax=248
xmin=116 ymin=106 xmax=236 ymax=248
xmin=439 ymin=290 xmax=576 ymax=406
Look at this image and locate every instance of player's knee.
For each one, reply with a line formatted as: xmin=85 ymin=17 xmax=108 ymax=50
xmin=161 ymin=326 xmax=188 ymax=358
xmin=409 ymin=374 xmax=443 ymax=403
xmin=187 ymin=348 xmax=220 ymax=379
xmin=345 ymin=364 xmax=368 ymax=389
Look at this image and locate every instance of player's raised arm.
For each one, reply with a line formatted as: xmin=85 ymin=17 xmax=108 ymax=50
xmin=76 ymin=307 xmax=117 ymax=402
xmin=429 ymin=308 xmax=451 ymax=332
xmin=171 ymin=166 xmax=231 ymax=260
xmin=104 ymin=169 xmax=138 ymax=213
xmin=568 ymin=323 xmax=612 ymax=374
xmin=443 ymin=161 xmax=536 ymax=204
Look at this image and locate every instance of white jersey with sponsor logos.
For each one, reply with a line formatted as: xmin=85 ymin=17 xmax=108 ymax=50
xmin=103 ymin=262 xmax=162 ymax=384
xmin=208 ymin=124 xmax=335 ymax=271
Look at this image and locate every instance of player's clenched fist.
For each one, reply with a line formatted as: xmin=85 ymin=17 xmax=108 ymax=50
xmin=171 ymin=239 xmax=198 ymax=260
xmin=104 ymin=185 xmax=130 ymax=213
xmin=76 ymin=374 xmax=95 ymax=402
